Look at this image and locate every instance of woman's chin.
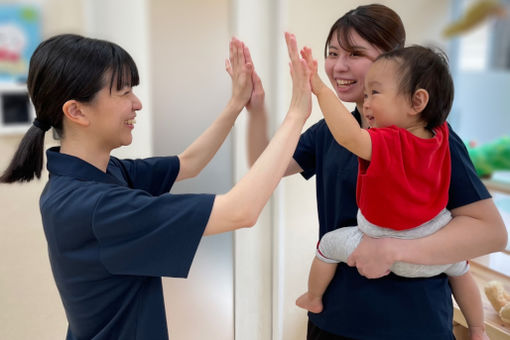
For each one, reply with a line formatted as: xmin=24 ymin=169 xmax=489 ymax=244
xmin=336 ymin=89 xmax=362 ymax=104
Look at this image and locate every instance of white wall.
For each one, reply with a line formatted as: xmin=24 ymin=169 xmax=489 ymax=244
xmin=84 ymin=0 xmax=152 ymax=159
xmin=149 ymin=1 xmax=234 ymax=339
xmin=230 ymin=0 xmax=286 ymax=339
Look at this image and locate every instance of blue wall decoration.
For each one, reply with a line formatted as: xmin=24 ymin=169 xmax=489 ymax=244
xmin=0 ymin=5 xmax=40 ymax=83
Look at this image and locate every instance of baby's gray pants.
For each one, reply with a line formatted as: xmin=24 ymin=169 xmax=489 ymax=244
xmin=316 ymin=209 xmax=469 ymax=277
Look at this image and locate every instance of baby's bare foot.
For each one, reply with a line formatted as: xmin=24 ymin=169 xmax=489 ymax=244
xmin=296 ymin=292 xmax=323 ymax=314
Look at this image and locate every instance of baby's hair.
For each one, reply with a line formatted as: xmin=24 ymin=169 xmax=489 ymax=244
xmin=376 ymin=45 xmax=454 ymax=129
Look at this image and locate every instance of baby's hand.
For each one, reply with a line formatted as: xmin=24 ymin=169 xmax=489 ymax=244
xmin=300 ymin=46 xmax=326 ymax=95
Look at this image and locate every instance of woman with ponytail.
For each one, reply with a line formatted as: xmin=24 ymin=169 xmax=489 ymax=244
xmin=0 ymin=33 xmax=312 ymax=339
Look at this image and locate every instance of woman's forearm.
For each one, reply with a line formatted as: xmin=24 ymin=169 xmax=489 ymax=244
xmin=394 ymin=198 xmax=507 ymax=265
xmin=176 ymin=99 xmax=243 ymax=181
xmin=247 ymin=108 xmax=269 ymax=167
xmin=204 ymin=112 xmax=306 ymax=235
xmin=204 ymin=32 xmax=311 ymax=235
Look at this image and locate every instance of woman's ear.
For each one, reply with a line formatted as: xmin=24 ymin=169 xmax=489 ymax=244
xmin=411 ymin=89 xmax=429 ymax=115
xmin=62 ymin=100 xmax=89 ymax=126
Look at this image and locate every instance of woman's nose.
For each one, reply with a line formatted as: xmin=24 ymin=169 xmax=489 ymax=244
xmin=333 ymin=55 xmax=349 ymax=72
xmin=132 ymin=94 xmax=143 ymax=111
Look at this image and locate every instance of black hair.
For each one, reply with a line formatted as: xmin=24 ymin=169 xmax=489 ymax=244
xmin=376 ymin=45 xmax=454 ymax=129
xmin=324 ymin=4 xmax=406 ymax=58
xmin=0 ymin=34 xmax=139 ymax=183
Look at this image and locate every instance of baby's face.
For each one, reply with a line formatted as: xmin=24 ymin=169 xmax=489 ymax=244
xmin=362 ymin=59 xmax=411 ymax=129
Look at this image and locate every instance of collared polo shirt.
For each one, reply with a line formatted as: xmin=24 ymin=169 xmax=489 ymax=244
xmin=41 ymin=147 xmax=215 ymax=340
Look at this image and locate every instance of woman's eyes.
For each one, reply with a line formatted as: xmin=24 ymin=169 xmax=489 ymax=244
xmin=327 ymin=48 xmax=365 ymax=58
xmin=327 ymin=51 xmax=363 ymax=58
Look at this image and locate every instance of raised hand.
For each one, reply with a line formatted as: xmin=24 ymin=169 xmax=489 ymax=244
xmin=225 ymin=37 xmax=254 ymax=108
xmin=240 ymin=45 xmax=266 ymax=114
xmin=284 ymin=32 xmax=312 ymax=121
xmin=300 ymin=46 xmax=327 ymax=95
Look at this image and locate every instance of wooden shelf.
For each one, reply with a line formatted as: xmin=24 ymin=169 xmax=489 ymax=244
xmin=483 ymin=178 xmax=510 ymax=195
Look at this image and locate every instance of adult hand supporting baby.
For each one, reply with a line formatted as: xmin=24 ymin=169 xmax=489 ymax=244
xmin=347 ymin=235 xmax=396 ymax=278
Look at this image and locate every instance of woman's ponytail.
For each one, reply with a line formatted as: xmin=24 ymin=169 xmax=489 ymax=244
xmin=0 ymin=119 xmax=50 ymax=183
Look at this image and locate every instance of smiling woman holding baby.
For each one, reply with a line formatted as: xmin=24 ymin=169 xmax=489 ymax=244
xmin=246 ymin=4 xmax=507 ymax=340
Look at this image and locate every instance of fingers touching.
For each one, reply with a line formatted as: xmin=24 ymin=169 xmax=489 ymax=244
xmin=285 ymin=32 xmax=311 ymax=81
xmin=300 ymin=47 xmax=318 ymax=73
xmin=226 ymin=37 xmax=255 ymax=106
xmin=226 ymin=37 xmax=253 ymax=77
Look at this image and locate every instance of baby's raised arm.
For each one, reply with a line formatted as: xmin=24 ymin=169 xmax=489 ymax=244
xmin=300 ymin=45 xmax=372 ymax=161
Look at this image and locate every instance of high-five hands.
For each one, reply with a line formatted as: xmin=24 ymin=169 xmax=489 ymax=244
xmin=299 ymin=46 xmax=328 ymax=95
xmin=284 ymin=32 xmax=312 ymax=121
xmin=225 ymin=37 xmax=254 ymax=108
xmin=241 ymin=45 xmax=265 ymax=114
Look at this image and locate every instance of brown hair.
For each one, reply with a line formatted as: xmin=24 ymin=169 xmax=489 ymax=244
xmin=324 ymin=4 xmax=406 ymax=57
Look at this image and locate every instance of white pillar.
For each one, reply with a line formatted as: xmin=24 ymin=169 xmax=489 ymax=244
xmin=231 ymin=0 xmax=287 ymax=339
xmin=83 ymin=0 xmax=153 ymax=159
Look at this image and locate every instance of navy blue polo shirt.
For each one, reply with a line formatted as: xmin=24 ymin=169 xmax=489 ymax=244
xmin=293 ymin=110 xmax=490 ymax=340
xmin=40 ymin=147 xmax=215 ymax=340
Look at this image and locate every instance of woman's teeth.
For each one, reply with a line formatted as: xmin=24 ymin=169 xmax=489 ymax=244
xmin=336 ymin=79 xmax=355 ymax=86
xmin=126 ymin=119 xmax=136 ymax=125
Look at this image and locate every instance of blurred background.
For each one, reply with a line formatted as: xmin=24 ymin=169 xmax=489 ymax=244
xmin=0 ymin=0 xmax=508 ymax=339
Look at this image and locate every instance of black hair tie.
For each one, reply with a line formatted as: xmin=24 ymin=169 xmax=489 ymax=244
xmin=33 ymin=118 xmax=51 ymax=132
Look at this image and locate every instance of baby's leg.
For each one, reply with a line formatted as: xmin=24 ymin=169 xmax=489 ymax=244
xmin=296 ymin=257 xmax=337 ymax=313
xmin=316 ymin=226 xmax=363 ymax=263
xmin=390 ymin=261 xmax=466 ymax=278
xmin=390 ymin=252 xmax=468 ymax=278
xmin=296 ymin=227 xmax=362 ymax=313
xmin=450 ymin=272 xmax=488 ymax=340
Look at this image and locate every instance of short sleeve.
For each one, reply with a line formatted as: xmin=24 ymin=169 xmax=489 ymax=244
xmin=447 ymin=125 xmax=491 ymax=209
xmin=294 ymin=120 xmax=322 ymax=179
xmin=112 ymin=156 xmax=180 ymax=195
xmin=91 ymin=186 xmax=215 ymax=278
